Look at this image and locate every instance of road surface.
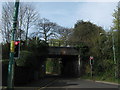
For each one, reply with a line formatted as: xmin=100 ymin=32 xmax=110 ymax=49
xmin=2 ymin=75 xmax=120 ymax=90
xmin=42 ymin=77 xmax=119 ymax=88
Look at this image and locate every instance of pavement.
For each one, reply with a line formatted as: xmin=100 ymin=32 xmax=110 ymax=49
xmin=83 ymin=79 xmax=120 ymax=86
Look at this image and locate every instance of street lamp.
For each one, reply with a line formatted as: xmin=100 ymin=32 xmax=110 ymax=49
xmin=100 ymin=30 xmax=117 ymax=78
xmin=112 ymin=30 xmax=117 ymax=78
xmin=118 ymin=1 xmax=120 ymax=31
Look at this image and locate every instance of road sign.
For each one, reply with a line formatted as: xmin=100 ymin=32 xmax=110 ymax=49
xmin=90 ymin=56 xmax=94 ymax=60
xmin=90 ymin=56 xmax=94 ymax=65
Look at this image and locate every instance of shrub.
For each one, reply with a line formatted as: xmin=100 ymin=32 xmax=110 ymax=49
xmin=16 ymin=50 xmax=33 ymax=67
xmin=2 ymin=43 xmax=10 ymax=59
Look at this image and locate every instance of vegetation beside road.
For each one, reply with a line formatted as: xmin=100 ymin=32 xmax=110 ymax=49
xmin=81 ymin=74 xmax=120 ymax=84
xmin=2 ymin=39 xmax=49 ymax=86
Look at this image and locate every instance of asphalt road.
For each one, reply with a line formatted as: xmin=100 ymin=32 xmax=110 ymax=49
xmin=44 ymin=78 xmax=119 ymax=88
xmin=2 ymin=76 xmax=120 ymax=90
xmin=39 ymin=78 xmax=119 ymax=90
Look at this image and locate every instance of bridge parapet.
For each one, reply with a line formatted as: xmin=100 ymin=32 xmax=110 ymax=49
xmin=48 ymin=46 xmax=79 ymax=56
xmin=48 ymin=41 xmax=83 ymax=47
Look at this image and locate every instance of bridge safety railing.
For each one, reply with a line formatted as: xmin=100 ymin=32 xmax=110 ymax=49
xmin=48 ymin=41 xmax=84 ymax=47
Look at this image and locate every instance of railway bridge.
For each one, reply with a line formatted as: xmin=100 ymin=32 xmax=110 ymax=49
xmin=47 ymin=46 xmax=81 ymax=77
xmin=37 ymin=40 xmax=85 ymax=78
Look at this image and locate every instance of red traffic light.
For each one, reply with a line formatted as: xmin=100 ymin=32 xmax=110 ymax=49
xmin=14 ymin=41 xmax=20 ymax=45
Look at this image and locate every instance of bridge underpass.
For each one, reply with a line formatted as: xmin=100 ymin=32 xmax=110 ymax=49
xmin=38 ymin=46 xmax=82 ymax=78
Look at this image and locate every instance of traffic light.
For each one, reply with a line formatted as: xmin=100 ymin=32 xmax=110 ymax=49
xmin=89 ymin=56 xmax=94 ymax=65
xmin=90 ymin=59 xmax=94 ymax=65
xmin=14 ymin=40 xmax=20 ymax=58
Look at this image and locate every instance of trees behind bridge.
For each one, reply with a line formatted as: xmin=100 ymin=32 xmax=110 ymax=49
xmin=67 ymin=20 xmax=107 ymax=77
xmin=69 ymin=20 xmax=120 ymax=79
xmin=44 ymin=20 xmax=116 ymax=79
xmin=112 ymin=4 xmax=120 ymax=79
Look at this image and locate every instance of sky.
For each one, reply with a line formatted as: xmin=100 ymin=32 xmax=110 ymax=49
xmin=0 ymin=0 xmax=120 ymax=2
xmin=0 ymin=2 xmax=2 ymax=43
xmin=0 ymin=1 xmax=119 ymax=43
xmin=34 ymin=2 xmax=118 ymax=30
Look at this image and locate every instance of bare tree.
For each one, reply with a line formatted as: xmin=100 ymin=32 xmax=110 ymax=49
xmin=2 ymin=2 xmax=14 ymax=43
xmin=0 ymin=23 xmax=2 ymax=43
xmin=32 ymin=18 xmax=58 ymax=42
xmin=58 ymin=27 xmax=73 ymax=42
xmin=1 ymin=2 xmax=39 ymax=43
xmin=23 ymin=4 xmax=39 ymax=43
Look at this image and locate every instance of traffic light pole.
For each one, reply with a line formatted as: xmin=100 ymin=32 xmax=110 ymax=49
xmin=90 ymin=64 xmax=93 ymax=79
xmin=89 ymin=56 xmax=94 ymax=80
xmin=7 ymin=0 xmax=19 ymax=89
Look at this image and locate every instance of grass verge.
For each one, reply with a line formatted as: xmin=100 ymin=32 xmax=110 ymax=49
xmin=81 ymin=75 xmax=120 ymax=84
